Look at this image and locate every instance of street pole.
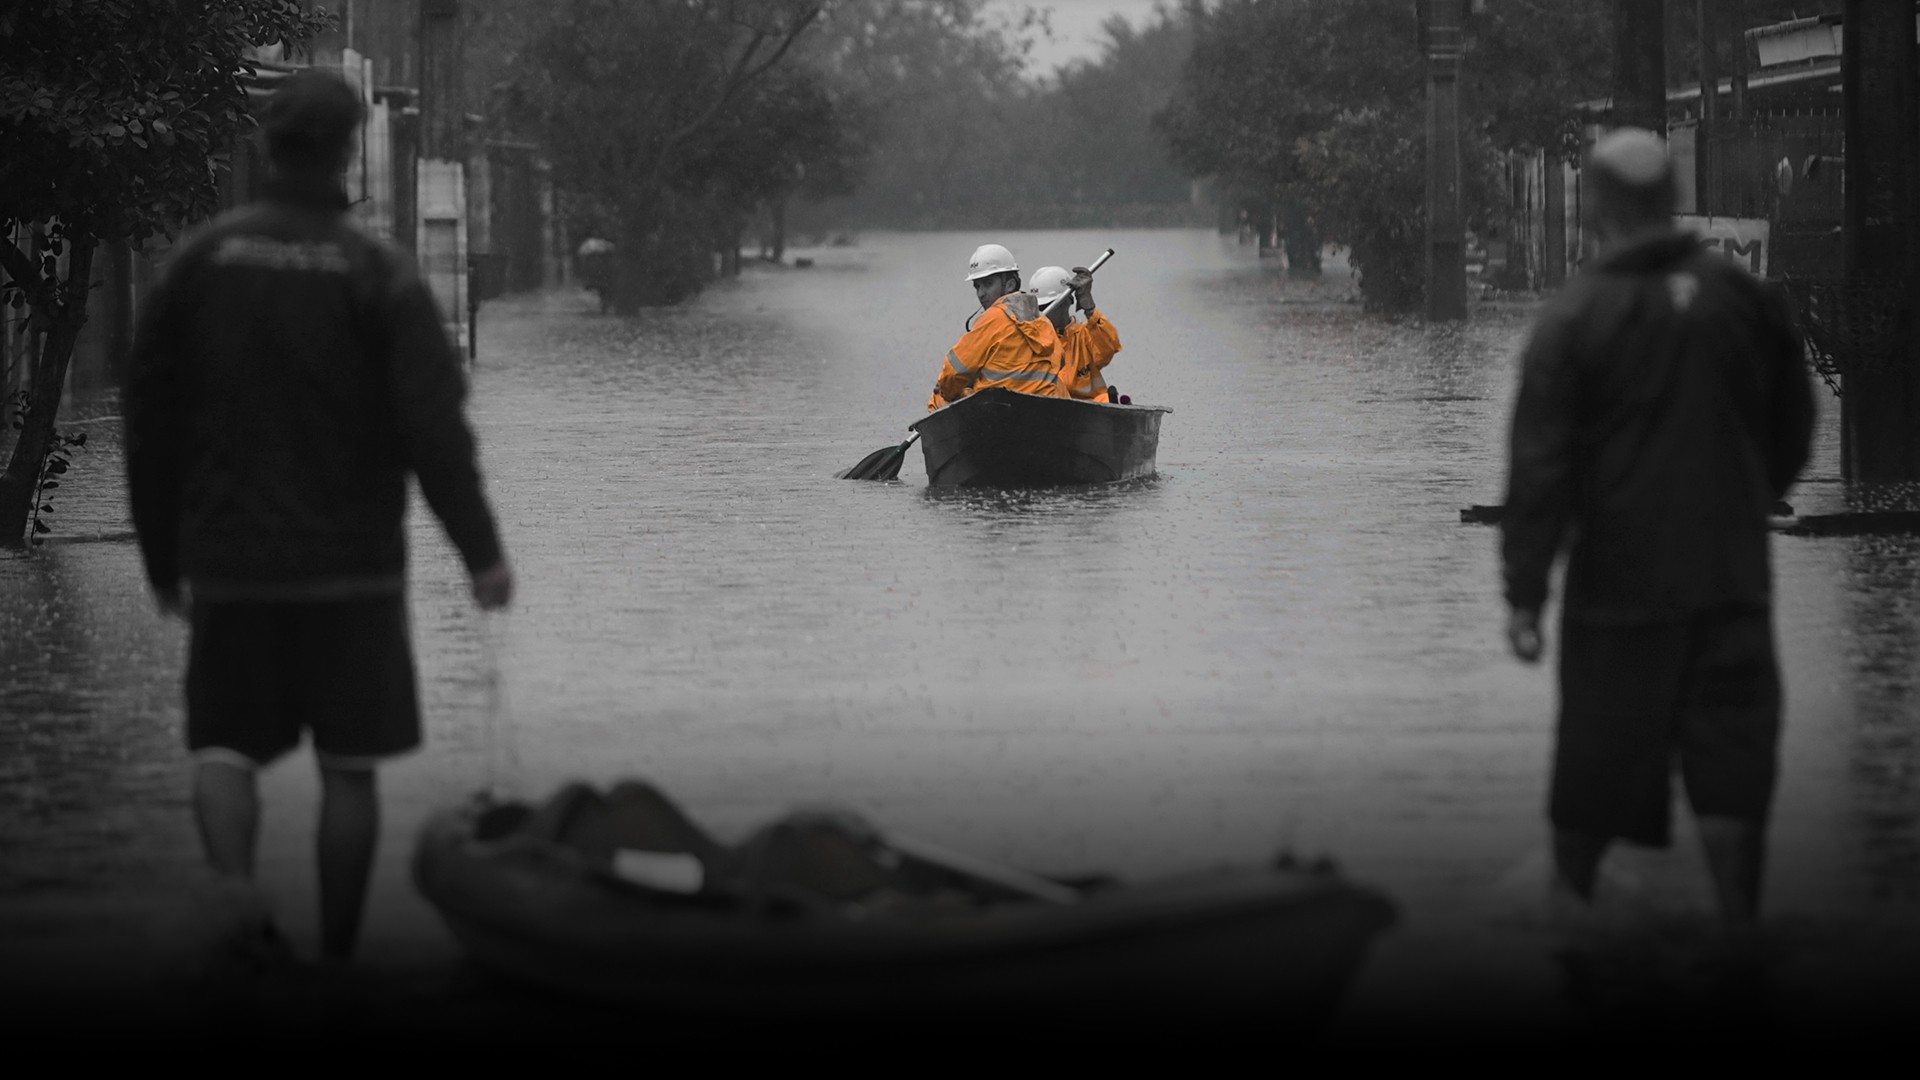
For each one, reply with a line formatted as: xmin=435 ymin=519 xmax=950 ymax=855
xmin=418 ymin=0 xmax=469 ymax=355
xmin=1611 ymin=0 xmax=1667 ymax=135
xmin=1695 ymin=0 xmax=1718 ymax=213
xmin=1840 ymin=0 xmax=1920 ymax=480
xmin=1423 ymin=0 xmax=1467 ymax=322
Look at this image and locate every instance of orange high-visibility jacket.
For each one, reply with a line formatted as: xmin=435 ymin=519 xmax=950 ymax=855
xmin=926 ymin=295 xmax=1065 ymax=411
xmin=1061 ymin=309 xmax=1121 ymax=402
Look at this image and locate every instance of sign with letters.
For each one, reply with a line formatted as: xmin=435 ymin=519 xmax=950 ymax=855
xmin=1674 ymin=215 xmax=1770 ymax=277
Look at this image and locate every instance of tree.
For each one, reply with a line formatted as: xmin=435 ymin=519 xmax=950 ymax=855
xmin=505 ymin=0 xmax=839 ymax=311
xmin=0 ymin=0 xmax=333 ymax=548
xmin=1039 ymin=11 xmax=1195 ymax=218
xmin=1157 ymin=0 xmax=1610 ymax=312
xmin=788 ymin=0 xmax=1042 ymax=231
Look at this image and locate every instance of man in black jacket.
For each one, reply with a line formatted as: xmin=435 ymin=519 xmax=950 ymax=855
xmin=125 ymin=70 xmax=512 ymax=961
xmin=1501 ymin=128 xmax=1814 ymax=923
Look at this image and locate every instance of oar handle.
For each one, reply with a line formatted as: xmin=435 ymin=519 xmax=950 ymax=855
xmin=1043 ymin=248 xmax=1115 ymax=316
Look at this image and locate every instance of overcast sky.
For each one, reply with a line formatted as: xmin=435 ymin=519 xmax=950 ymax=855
xmin=992 ymin=0 xmax=1171 ymax=75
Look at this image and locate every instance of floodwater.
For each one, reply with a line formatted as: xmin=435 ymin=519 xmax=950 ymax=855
xmin=3 ymin=229 xmax=1916 ymax=1026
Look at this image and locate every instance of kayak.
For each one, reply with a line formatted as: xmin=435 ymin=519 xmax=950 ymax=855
xmin=909 ymin=387 xmax=1172 ymax=486
xmin=412 ymin=782 xmax=1396 ymax=1019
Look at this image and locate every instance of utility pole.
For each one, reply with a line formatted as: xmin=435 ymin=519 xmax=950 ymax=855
xmin=417 ymin=0 xmax=468 ymax=354
xmin=1694 ymin=0 xmax=1718 ymax=213
xmin=1840 ymin=0 xmax=1920 ymax=480
xmin=419 ymin=0 xmax=463 ymax=162
xmin=1422 ymin=0 xmax=1467 ymax=321
xmin=1612 ymin=0 xmax=1667 ymax=135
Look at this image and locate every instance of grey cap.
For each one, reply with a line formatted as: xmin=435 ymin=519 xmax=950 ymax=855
xmin=1590 ymin=128 xmax=1671 ymax=189
xmin=1587 ymin=127 xmax=1677 ymax=221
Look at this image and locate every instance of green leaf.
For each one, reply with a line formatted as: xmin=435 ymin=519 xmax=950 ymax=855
xmin=34 ymin=519 xmax=51 ymax=533
xmin=39 ymin=481 xmax=57 ymax=490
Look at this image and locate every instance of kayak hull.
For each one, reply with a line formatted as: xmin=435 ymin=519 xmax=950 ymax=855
xmin=909 ymin=387 xmax=1171 ymax=487
xmin=413 ymin=796 xmax=1396 ymax=1019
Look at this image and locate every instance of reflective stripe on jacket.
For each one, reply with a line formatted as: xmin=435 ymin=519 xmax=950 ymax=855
xmin=1062 ymin=309 xmax=1121 ymax=401
xmin=927 ymin=295 xmax=1064 ymax=410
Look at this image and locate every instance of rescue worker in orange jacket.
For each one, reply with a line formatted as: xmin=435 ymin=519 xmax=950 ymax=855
xmin=1028 ymin=265 xmax=1121 ymax=403
xmin=926 ymin=243 xmax=1065 ymax=411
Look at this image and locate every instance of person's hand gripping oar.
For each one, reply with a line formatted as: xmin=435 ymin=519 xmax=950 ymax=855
xmin=837 ymin=248 xmax=1116 ymax=481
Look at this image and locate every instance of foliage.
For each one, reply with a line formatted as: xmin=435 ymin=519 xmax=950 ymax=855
xmin=1039 ymin=12 xmax=1195 ymax=211
xmin=793 ymin=0 xmax=1194 ymax=232
xmin=1156 ymin=0 xmax=1612 ymax=312
xmin=0 ymin=0 xmax=332 ymax=548
xmin=1294 ymin=108 xmax=1500 ymax=314
xmin=501 ymin=0 xmax=851 ymax=310
xmin=792 ymin=0 xmax=1042 ymax=230
xmin=1293 ymin=109 xmax=1425 ymax=312
xmin=0 ymin=0 xmax=333 ymax=246
xmin=5 ymin=389 xmax=82 ymax=544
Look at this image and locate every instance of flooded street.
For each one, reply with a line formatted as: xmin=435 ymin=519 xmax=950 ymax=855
xmin=3 ymin=228 xmax=1917 ymax=1026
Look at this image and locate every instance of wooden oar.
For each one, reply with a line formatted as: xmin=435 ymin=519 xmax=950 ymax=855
xmin=838 ymin=248 xmax=1116 ymax=481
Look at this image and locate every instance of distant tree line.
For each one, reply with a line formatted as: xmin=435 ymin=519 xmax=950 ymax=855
xmin=470 ymin=0 xmax=1198 ymax=310
xmin=479 ymin=0 xmax=1847 ymax=314
xmin=792 ymin=2 xmax=1197 ymax=234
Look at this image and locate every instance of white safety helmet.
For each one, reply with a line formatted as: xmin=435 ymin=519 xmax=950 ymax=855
xmin=964 ymin=243 xmax=1019 ymax=281
xmin=1028 ymin=265 xmax=1074 ymax=308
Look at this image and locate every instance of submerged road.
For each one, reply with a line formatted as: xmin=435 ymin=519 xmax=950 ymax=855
xmin=1 ymin=229 xmax=1915 ymax=1042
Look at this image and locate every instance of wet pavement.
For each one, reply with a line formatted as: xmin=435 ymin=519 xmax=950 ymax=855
xmin=2 ymin=229 xmax=1916 ymax=1049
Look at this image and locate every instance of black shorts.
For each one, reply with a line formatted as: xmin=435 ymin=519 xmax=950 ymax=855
xmin=186 ymin=596 xmax=421 ymax=768
xmin=1551 ymin=607 xmax=1781 ymax=847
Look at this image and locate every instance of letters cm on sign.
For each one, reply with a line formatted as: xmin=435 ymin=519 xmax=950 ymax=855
xmin=1674 ymin=215 xmax=1769 ymax=277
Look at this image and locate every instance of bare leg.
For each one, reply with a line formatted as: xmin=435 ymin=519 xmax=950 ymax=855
xmin=1552 ymin=828 xmax=1610 ymax=902
xmin=194 ymin=758 xmax=260 ymax=877
xmin=1696 ymin=815 xmax=1765 ymax=923
xmin=317 ymin=765 xmax=379 ymax=961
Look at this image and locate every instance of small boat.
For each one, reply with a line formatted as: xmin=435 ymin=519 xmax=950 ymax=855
xmin=413 ymin=782 xmax=1396 ymax=1019
xmin=909 ymin=387 xmax=1172 ymax=486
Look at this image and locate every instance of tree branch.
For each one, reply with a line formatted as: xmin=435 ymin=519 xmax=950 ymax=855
xmin=661 ymin=4 xmax=822 ymax=150
xmin=0 ymin=234 xmax=57 ymax=312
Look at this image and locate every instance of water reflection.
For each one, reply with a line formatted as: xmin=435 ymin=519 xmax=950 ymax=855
xmin=1842 ymin=535 xmax=1920 ymax=903
xmin=0 ymin=543 xmax=193 ymax=893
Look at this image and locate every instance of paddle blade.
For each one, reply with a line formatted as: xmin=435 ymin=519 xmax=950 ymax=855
xmin=837 ymin=439 xmax=910 ymax=481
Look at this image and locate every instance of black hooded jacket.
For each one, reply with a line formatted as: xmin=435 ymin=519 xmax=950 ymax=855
xmin=124 ymin=175 xmax=502 ymax=600
xmin=1501 ymin=231 xmax=1815 ymax=624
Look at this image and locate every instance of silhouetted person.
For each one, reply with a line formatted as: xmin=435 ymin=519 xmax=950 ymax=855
xmin=124 ymin=69 xmax=512 ymax=961
xmin=1501 ymin=128 xmax=1814 ymax=923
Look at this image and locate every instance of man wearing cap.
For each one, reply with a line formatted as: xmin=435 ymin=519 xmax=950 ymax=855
xmin=926 ymin=243 xmax=1065 ymax=410
xmin=1500 ymin=128 xmax=1814 ymax=924
xmin=1029 ymin=265 xmax=1121 ymax=403
xmin=124 ymin=69 xmax=513 ymax=961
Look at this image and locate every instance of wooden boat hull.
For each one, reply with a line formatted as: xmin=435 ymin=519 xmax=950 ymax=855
xmin=413 ymin=796 xmax=1396 ymax=1019
xmin=910 ymin=387 xmax=1172 ymax=487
